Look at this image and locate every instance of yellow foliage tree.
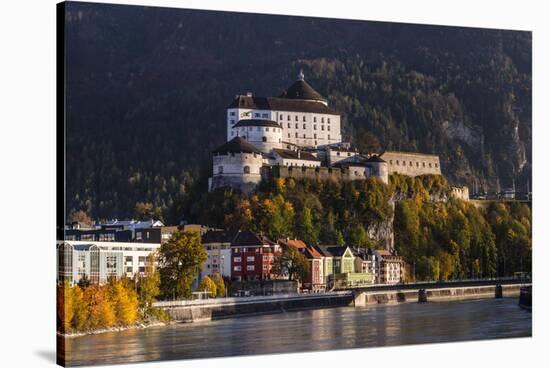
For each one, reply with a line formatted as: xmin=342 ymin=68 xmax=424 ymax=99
xmin=57 ymin=280 xmax=74 ymax=333
xmin=72 ymin=285 xmax=88 ymax=331
xmin=211 ymin=274 xmax=226 ymax=298
xmin=197 ymin=276 xmax=217 ymax=298
xmin=84 ymin=284 xmax=116 ymax=330
xmin=109 ymin=280 xmax=140 ymax=326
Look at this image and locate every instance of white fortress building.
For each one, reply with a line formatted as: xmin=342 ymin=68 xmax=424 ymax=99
xmin=209 ymin=70 xmax=447 ymax=194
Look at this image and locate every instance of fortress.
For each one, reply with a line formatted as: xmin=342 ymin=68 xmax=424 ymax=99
xmin=208 ymin=71 xmax=444 ymax=193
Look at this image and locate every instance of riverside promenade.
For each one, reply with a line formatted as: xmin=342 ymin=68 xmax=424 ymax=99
xmin=153 ymin=277 xmax=530 ymax=322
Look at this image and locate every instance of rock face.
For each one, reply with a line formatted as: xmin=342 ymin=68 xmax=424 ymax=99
xmin=368 ymin=201 xmax=395 ymax=250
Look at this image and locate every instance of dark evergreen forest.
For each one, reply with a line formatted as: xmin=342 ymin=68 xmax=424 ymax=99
xmin=64 ymin=2 xmax=531 ymax=222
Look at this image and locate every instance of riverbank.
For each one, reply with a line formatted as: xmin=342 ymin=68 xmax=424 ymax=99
xmin=57 ymin=320 xmax=169 ymax=338
xmin=154 ymin=283 xmax=528 ymax=323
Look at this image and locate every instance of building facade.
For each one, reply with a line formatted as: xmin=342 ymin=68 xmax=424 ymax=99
xmin=230 ymin=231 xmax=281 ymax=281
xmin=201 ymin=230 xmax=234 ymax=279
xmin=374 ymin=250 xmax=404 ymax=284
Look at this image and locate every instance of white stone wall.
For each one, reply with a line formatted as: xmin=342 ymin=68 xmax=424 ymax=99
xmin=275 ymin=157 xmax=321 ymax=168
xmin=227 ymin=107 xmax=341 ymax=147
xmin=326 ymin=149 xmax=359 ymax=166
xmin=231 ymin=125 xmax=283 ymax=153
xmin=366 ymin=162 xmax=389 ymax=184
xmin=381 ymin=151 xmax=442 ymax=176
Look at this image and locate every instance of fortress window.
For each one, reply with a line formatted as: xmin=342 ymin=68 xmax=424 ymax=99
xmin=279 ymin=138 xmax=281 ymax=143
xmin=337 ymin=152 xmax=341 ymax=156
xmin=410 ymin=161 xmax=413 ymax=166
xmin=265 ymin=127 xmax=269 ymax=132
xmin=280 ymin=114 xmax=283 ymax=120
xmin=218 ymin=166 xmax=223 ymax=174
xmin=423 ymin=162 xmax=426 ymax=167
xmin=314 ymin=141 xmax=317 ymax=145
xmin=396 ymin=160 xmax=399 ymax=165
xmin=257 ymin=127 xmax=261 ymax=131
xmin=262 ymin=113 xmax=268 ymax=118
xmin=230 ymin=111 xmax=236 ymax=116
xmin=303 ymin=134 xmax=306 ymax=138
xmin=295 ymin=115 xmax=299 ymax=121
xmin=321 ymin=117 xmax=325 ymax=123
xmin=303 ymin=116 xmax=306 ymax=122
xmin=295 ymin=132 xmax=298 ymax=137
xmin=321 ymin=125 xmax=324 ymax=130
xmin=314 ymin=117 xmax=317 ymax=123
xmin=328 ymin=126 xmax=331 ymax=131
xmin=389 ymin=160 xmax=393 ymax=165
xmin=328 ymin=134 xmax=331 ymax=140
xmin=347 ymin=153 xmax=351 ymax=157
xmin=287 ymin=115 xmax=291 ymax=120
xmin=230 ymin=119 xmax=235 ymax=125
xmin=296 ymin=123 xmax=299 ymax=129
xmin=328 ymin=118 xmax=331 ymax=123
xmin=314 ymin=133 xmax=317 ymax=139
xmin=314 ymin=125 xmax=317 ymax=130
xmin=287 ymin=123 xmax=290 ymax=128
xmin=435 ymin=163 xmax=439 ymax=168
xmin=254 ymin=113 xmax=260 ymax=118
xmin=416 ymin=162 xmax=419 ymax=167
xmin=244 ymin=166 xmax=250 ymax=174
xmin=262 ymin=136 xmax=267 ymax=142
xmin=303 ymin=124 xmax=306 ymax=129
xmin=429 ymin=163 xmax=432 ymax=168
xmin=288 ymin=133 xmax=291 ymax=138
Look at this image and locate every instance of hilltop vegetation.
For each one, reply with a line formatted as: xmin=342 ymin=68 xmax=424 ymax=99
xmin=174 ymin=174 xmax=531 ymax=280
xmin=64 ymin=2 xmax=531 ymax=220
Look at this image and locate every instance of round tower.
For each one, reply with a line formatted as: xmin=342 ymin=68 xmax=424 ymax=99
xmin=209 ymin=137 xmax=264 ymax=193
xmin=231 ymin=119 xmax=283 ymax=153
xmin=365 ymin=155 xmax=388 ymax=184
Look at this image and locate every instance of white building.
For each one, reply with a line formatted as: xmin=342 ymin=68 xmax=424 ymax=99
xmin=226 ymin=70 xmax=342 ymax=148
xmin=200 ymin=230 xmax=234 ymax=279
xmin=57 ymin=240 xmax=161 ymax=285
xmin=230 ymin=119 xmax=283 ymax=153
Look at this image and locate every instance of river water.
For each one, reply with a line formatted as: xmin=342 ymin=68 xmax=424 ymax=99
xmin=62 ymin=297 xmax=531 ymax=366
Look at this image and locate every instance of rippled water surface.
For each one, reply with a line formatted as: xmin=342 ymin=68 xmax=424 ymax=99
xmin=63 ymin=298 xmax=531 ymax=366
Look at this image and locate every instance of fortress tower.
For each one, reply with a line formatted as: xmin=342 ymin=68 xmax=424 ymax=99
xmin=230 ymin=119 xmax=283 ymax=153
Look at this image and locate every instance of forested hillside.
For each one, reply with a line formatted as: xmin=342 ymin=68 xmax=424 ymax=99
xmin=64 ymin=2 xmax=531 ymax=221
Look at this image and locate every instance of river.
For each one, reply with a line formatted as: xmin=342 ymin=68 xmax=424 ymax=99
xmin=62 ymin=297 xmax=531 ymax=366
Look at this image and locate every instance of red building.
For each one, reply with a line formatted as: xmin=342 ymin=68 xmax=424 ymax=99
xmin=278 ymin=239 xmax=324 ymax=292
xmin=231 ymin=231 xmax=280 ymax=281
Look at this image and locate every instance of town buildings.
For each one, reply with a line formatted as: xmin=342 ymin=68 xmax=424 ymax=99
xmin=230 ymin=231 xmax=281 ymax=281
xmin=278 ymin=239 xmax=325 ymax=292
xmin=374 ymin=250 xmax=404 ymax=284
xmin=200 ymin=230 xmax=234 ymax=279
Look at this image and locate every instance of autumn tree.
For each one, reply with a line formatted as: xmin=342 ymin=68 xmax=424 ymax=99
xmin=57 ymin=280 xmax=74 ymax=333
xmin=197 ymin=276 xmax=217 ymax=298
xmin=137 ymin=253 xmax=161 ymax=318
xmin=108 ymin=280 xmax=140 ymax=326
xmin=211 ymin=274 xmax=226 ymax=298
xmin=158 ymin=230 xmax=207 ymax=300
xmin=134 ymin=202 xmax=163 ymax=221
xmin=273 ymin=246 xmax=310 ymax=282
xmin=68 ymin=209 xmax=93 ymax=226
xmin=84 ymin=284 xmax=116 ymax=330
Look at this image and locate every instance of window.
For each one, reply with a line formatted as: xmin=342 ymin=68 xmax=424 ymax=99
xmin=429 ymin=163 xmax=432 ymax=168
xmin=295 ymin=132 xmax=298 ymax=138
xmin=265 ymin=127 xmax=269 ymax=132
xmin=396 ymin=160 xmax=400 ymax=166
xmin=234 ymin=257 xmax=241 ymax=263
xmin=337 ymin=152 xmax=340 ymax=156
xmin=244 ymin=166 xmax=250 ymax=174
xmin=233 ymin=248 xmax=240 ymax=253
xmin=262 ymin=136 xmax=267 ymax=142
xmin=303 ymin=134 xmax=306 ymax=138
xmin=314 ymin=133 xmax=317 ymax=139
xmin=314 ymin=117 xmax=317 ymax=123
xmin=287 ymin=115 xmax=291 ymax=121
xmin=125 ymin=256 xmax=133 ymax=263
xmin=262 ymin=113 xmax=268 ymax=118
xmin=389 ymin=160 xmax=393 ymax=165
xmin=247 ymin=256 xmax=255 ymax=262
xmin=327 ymin=118 xmax=331 ymax=123
xmin=247 ymin=265 xmax=255 ymax=271
xmin=328 ymin=126 xmax=331 ymax=131
xmin=303 ymin=116 xmax=306 ymax=122
xmin=234 ymin=266 xmax=241 ymax=271
xmin=288 ymin=133 xmax=291 ymax=138
xmin=136 ymin=232 xmax=142 ymax=241
xmin=279 ymin=114 xmax=283 ymax=120
xmin=263 ymin=265 xmax=268 ymax=270
xmin=230 ymin=119 xmax=235 ymax=125
xmin=295 ymin=123 xmax=298 ymax=129
xmin=328 ymin=134 xmax=331 ymax=140
xmin=263 ymin=256 xmax=269 ymax=261
xmin=287 ymin=123 xmax=290 ymax=128
xmin=321 ymin=117 xmax=325 ymax=123
xmin=314 ymin=125 xmax=317 ymax=130
xmin=230 ymin=111 xmax=236 ymax=116
xmin=303 ymin=124 xmax=306 ymax=129
xmin=295 ymin=115 xmax=298 ymax=121
xmin=410 ymin=161 xmax=413 ymax=166
xmin=416 ymin=162 xmax=419 ymax=167
xmin=254 ymin=113 xmax=260 ymax=118
xmin=321 ymin=125 xmax=324 ymax=131
xmin=435 ymin=163 xmax=439 ymax=168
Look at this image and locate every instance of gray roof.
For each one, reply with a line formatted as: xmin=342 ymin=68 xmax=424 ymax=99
xmin=233 ymin=119 xmax=281 ymax=128
xmin=279 ymin=79 xmax=327 ymax=102
xmin=272 ymin=148 xmax=320 ymax=162
xmin=226 ymin=96 xmax=339 ymax=115
xmin=213 ymin=137 xmax=261 ymax=155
